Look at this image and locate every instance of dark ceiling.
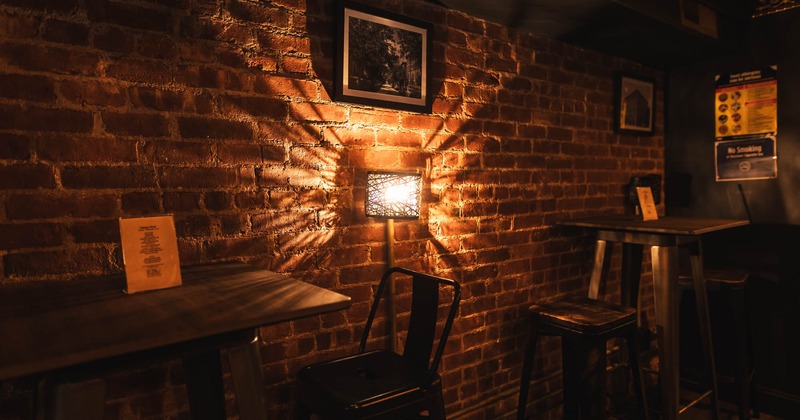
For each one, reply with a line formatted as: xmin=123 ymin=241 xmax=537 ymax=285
xmin=433 ymin=0 xmax=797 ymax=68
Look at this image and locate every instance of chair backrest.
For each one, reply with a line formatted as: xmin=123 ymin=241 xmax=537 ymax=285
xmin=359 ymin=267 xmax=461 ymax=382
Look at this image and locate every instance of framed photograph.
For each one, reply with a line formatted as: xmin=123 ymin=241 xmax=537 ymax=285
xmin=614 ymin=73 xmax=655 ymax=135
xmin=335 ymin=1 xmax=432 ymax=113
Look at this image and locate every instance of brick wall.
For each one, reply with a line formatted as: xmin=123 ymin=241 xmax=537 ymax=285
xmin=0 ymin=0 xmax=663 ymax=418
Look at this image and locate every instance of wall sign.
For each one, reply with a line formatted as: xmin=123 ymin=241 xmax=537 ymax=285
xmin=714 ymin=66 xmax=778 ymax=181
xmin=715 ymin=66 xmax=777 ymax=139
xmin=715 ymin=137 xmax=777 ymax=181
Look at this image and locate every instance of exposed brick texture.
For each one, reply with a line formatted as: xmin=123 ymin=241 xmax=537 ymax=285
xmin=0 ymin=0 xmax=664 ymax=418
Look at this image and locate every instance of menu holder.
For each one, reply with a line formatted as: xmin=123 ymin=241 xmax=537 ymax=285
xmin=636 ymin=186 xmax=659 ymax=221
xmin=119 ymin=215 xmax=182 ymax=294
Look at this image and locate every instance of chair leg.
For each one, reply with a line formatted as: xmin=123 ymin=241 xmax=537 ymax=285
xmin=729 ymin=286 xmax=751 ymax=420
xmin=517 ymin=328 xmax=539 ymax=420
xmin=426 ymin=383 xmax=447 ymax=420
xmin=626 ymin=330 xmax=650 ymax=420
xmin=295 ymin=400 xmax=312 ymax=420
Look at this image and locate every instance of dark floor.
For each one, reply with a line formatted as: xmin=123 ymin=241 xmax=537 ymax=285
xmin=609 ymin=388 xmax=783 ymax=419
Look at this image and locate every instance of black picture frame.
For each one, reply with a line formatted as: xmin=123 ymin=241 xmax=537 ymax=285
xmin=335 ymin=1 xmax=433 ymax=113
xmin=614 ymin=73 xmax=655 ymax=135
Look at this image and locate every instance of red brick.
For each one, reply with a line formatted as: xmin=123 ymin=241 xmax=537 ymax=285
xmin=164 ymin=192 xmax=202 ymax=212
xmin=323 ymin=127 xmax=374 ymax=147
xmin=220 ymin=214 xmax=248 ymax=235
xmin=176 ymin=65 xmax=249 ymax=90
xmin=103 ymin=112 xmax=170 ymax=137
xmin=175 ymin=215 xmax=213 ymax=237
xmin=0 ymin=11 xmax=41 ymax=38
xmin=339 ymin=264 xmax=385 ymax=285
xmin=376 ymin=131 xmax=421 ymax=148
xmin=178 ymin=117 xmax=253 ymax=140
xmin=219 ymin=95 xmax=287 ymax=118
xmin=0 ymin=74 xmax=55 ymax=102
xmin=107 ymin=57 xmax=171 ymax=84
xmin=258 ymin=32 xmax=310 ymax=55
xmin=235 ymin=191 xmax=268 ymax=210
xmin=142 ymin=140 xmax=212 ymax=164
xmin=253 ymin=75 xmax=318 ymax=99
xmin=0 ymin=134 xmax=31 ymax=160
xmin=0 ymin=223 xmax=62 ymax=250
xmin=289 ymin=102 xmax=346 ymax=122
xmin=227 ymin=1 xmax=290 ymax=26
xmin=3 ymin=247 xmax=113 ymax=278
xmin=60 ymin=79 xmax=127 ymax=107
xmin=204 ymin=236 xmax=273 ymax=260
xmin=159 ymin=166 xmax=246 ymax=189
xmin=137 ymin=32 xmax=177 ymax=59
xmin=129 ymin=87 xmax=212 ymax=113
xmin=217 ymin=143 xmax=263 ymax=164
xmin=42 ymin=19 xmax=89 ymax=45
xmin=204 ymin=191 xmax=233 ymax=211
xmin=69 ymin=219 xmax=121 ymax=243
xmin=282 ymin=56 xmax=309 ymax=74
xmin=122 ymin=192 xmax=161 ymax=215
xmin=0 ymin=163 xmax=55 ymax=189
xmin=444 ymin=47 xmax=483 ymax=68
xmin=0 ymin=104 xmax=93 ymax=133
xmin=88 ymin=1 xmax=172 ymax=32
xmin=0 ymin=43 xmax=101 ymax=76
xmin=61 ymin=166 xmax=158 ymax=189
xmin=37 ymin=135 xmax=137 ymax=163
xmin=6 ymin=192 xmax=117 ymax=219
xmin=92 ymin=26 xmax=135 ymax=52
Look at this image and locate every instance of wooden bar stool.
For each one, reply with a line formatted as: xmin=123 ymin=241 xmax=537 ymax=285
xmin=517 ymin=296 xmax=649 ymax=419
xmin=679 ymin=269 xmax=759 ymax=420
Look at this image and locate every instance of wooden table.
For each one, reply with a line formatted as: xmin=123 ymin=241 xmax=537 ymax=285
xmin=0 ymin=263 xmax=352 ymax=419
xmin=558 ymin=215 xmax=749 ymax=420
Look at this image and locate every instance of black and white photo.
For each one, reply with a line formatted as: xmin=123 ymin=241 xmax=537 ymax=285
xmin=335 ymin=2 xmax=432 ymax=113
xmin=614 ymin=73 xmax=655 ymax=135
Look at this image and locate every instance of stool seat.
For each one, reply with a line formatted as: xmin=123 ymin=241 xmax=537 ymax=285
xmin=530 ymin=297 xmax=637 ymax=335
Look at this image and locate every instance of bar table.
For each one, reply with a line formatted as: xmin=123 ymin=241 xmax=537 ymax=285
xmin=0 ymin=262 xmax=351 ymax=420
xmin=557 ymin=215 xmax=749 ymax=419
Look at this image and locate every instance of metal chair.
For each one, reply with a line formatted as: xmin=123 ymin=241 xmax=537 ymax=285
xmin=295 ymin=267 xmax=461 ymax=419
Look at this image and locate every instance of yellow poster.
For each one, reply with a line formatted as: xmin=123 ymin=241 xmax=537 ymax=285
xmin=119 ymin=215 xmax=181 ymax=294
xmin=715 ymin=67 xmax=777 ymax=139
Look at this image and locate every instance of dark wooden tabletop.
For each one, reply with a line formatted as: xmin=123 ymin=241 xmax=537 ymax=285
xmin=557 ymin=215 xmax=749 ymax=236
xmin=0 ymin=263 xmax=351 ymax=381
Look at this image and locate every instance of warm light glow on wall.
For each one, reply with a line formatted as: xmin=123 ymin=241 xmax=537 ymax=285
xmin=365 ymin=172 xmax=422 ymax=219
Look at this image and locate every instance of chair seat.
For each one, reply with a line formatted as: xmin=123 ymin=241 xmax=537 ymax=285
xmin=530 ymin=296 xmax=637 ymax=335
xmin=297 ymin=349 xmax=438 ymax=415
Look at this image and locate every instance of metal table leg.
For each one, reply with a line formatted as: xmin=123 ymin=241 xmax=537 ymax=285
xmin=651 ymin=245 xmax=680 ymax=420
xmin=688 ymin=243 xmax=720 ymax=420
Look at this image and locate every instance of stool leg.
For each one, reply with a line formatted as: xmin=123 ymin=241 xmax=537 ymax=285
xmin=562 ymin=337 xmax=605 ymax=420
xmin=517 ymin=328 xmax=539 ymax=420
xmin=730 ymin=286 xmax=750 ymax=420
xmin=626 ymin=329 xmax=650 ymax=420
xmin=688 ymin=246 xmax=720 ymax=420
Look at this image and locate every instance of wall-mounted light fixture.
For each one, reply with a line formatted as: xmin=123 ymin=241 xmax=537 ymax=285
xmin=365 ymin=171 xmax=422 ymax=351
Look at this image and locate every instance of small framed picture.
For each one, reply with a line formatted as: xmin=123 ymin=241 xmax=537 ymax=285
xmin=335 ymin=1 xmax=432 ymax=113
xmin=614 ymin=73 xmax=655 ymax=135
